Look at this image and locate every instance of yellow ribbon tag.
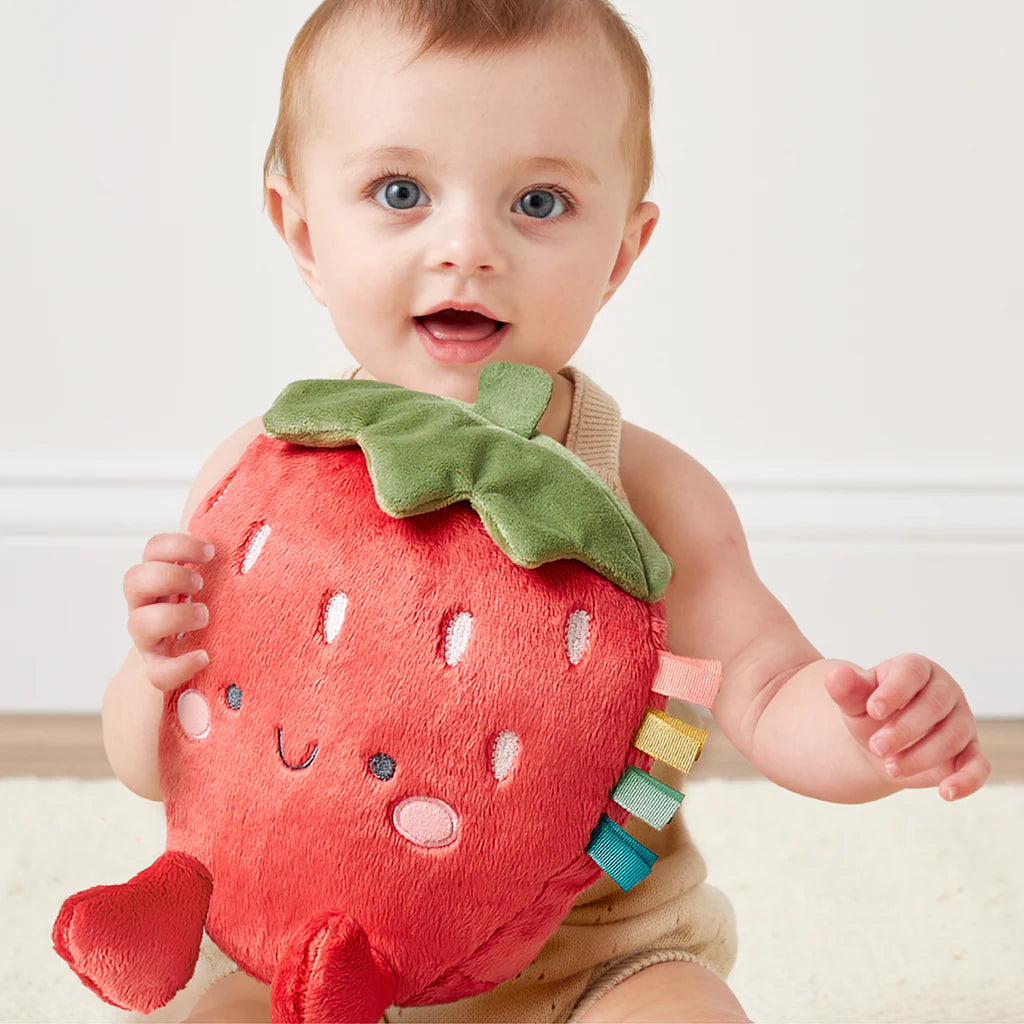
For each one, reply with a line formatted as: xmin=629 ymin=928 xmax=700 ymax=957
xmin=631 ymin=709 xmax=708 ymax=774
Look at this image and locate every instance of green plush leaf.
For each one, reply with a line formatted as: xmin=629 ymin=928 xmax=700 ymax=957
xmin=262 ymin=363 xmax=673 ymax=601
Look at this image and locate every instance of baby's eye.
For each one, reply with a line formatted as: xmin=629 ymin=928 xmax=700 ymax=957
xmin=372 ymin=178 xmax=428 ymax=211
xmin=514 ymin=188 xmax=569 ymax=219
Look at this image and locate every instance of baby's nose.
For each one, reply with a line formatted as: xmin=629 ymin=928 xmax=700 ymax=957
xmin=425 ymin=207 xmax=507 ymax=277
xmin=392 ymin=795 xmax=459 ymax=848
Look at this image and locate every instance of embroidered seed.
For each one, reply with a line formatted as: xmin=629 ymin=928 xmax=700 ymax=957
xmin=565 ymin=610 xmax=591 ymax=664
xmin=241 ymin=524 xmax=271 ymax=574
xmin=444 ymin=611 xmax=474 ymax=666
xmin=209 ymin=475 xmax=233 ymax=510
xmin=492 ymin=730 xmax=520 ymax=780
xmin=324 ymin=592 xmax=349 ymax=644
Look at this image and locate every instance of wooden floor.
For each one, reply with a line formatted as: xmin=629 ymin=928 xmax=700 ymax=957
xmin=1 ymin=714 xmax=1021 ymax=781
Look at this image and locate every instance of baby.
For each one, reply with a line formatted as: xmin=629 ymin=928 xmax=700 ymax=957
xmin=102 ymin=1 xmax=991 ymax=1022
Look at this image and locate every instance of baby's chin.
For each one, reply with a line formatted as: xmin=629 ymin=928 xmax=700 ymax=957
xmin=419 ymin=362 xmax=503 ymax=405
xmin=352 ymin=354 xmax=493 ymax=404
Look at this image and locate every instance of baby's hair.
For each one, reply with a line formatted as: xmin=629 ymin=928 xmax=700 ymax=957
xmin=262 ymin=0 xmax=654 ymax=213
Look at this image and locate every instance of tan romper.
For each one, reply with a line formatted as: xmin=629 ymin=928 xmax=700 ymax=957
xmin=191 ymin=364 xmax=738 ymax=1022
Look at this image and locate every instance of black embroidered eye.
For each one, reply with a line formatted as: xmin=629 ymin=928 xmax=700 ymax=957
xmin=368 ymin=752 xmax=396 ymax=781
xmin=225 ymin=685 xmax=242 ymax=710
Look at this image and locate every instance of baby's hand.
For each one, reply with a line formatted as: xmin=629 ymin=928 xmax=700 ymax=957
xmin=124 ymin=532 xmax=215 ymax=691
xmin=824 ymin=654 xmax=990 ymax=801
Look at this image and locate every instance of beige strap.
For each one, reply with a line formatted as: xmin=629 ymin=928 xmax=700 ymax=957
xmin=559 ymin=365 xmax=628 ymax=502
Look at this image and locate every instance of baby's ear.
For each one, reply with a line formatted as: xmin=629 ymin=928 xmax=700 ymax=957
xmin=600 ymin=201 xmax=660 ymax=309
xmin=264 ymin=174 xmax=327 ymax=306
xmin=630 ymin=200 xmax=660 ymax=258
xmin=264 ymin=174 xmax=303 ymax=241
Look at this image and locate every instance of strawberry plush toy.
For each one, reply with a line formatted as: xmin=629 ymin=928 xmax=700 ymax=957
xmin=54 ymin=362 xmax=720 ymax=1023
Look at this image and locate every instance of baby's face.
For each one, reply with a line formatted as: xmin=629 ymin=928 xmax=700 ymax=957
xmin=269 ymin=12 xmax=656 ymax=402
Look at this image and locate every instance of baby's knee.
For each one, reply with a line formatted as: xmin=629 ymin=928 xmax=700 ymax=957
xmin=182 ymin=970 xmax=271 ymax=1023
xmin=575 ymin=959 xmax=751 ymax=1024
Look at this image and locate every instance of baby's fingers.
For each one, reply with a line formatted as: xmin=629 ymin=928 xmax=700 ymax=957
xmin=866 ymin=653 xmax=933 ymax=720
xmin=142 ymin=649 xmax=212 ymax=692
xmin=868 ymin=679 xmax=959 ymax=758
xmin=124 ymin=533 xmax=214 ymax=610
xmin=883 ymin=703 xmax=976 ymax=782
xmin=127 ymin=600 xmax=209 ymax=654
xmin=939 ymin=739 xmax=991 ymax=801
xmin=142 ymin=532 xmax=215 ymax=566
xmin=123 ymin=560 xmax=204 ymax=611
xmin=127 ymin=601 xmax=211 ymax=691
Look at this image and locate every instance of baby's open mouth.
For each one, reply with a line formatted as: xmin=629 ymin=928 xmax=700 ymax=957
xmin=415 ymin=309 xmax=506 ymax=343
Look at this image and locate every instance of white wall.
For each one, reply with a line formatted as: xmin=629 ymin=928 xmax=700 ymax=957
xmin=1 ymin=1 xmax=1020 ymax=714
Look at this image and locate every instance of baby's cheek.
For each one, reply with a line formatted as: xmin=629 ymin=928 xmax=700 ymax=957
xmin=177 ymin=689 xmax=211 ymax=741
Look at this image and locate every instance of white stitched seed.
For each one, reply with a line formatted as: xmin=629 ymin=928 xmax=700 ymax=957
xmin=565 ymin=610 xmax=591 ymax=664
xmin=324 ymin=592 xmax=348 ymax=644
xmin=209 ymin=476 xmax=233 ymax=510
xmin=241 ymin=524 xmax=271 ymax=574
xmin=492 ymin=730 xmax=519 ymax=780
xmin=444 ymin=612 xmax=474 ymax=666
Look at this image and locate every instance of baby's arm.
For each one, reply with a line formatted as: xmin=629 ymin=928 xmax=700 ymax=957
xmin=619 ymin=423 xmax=989 ymax=804
xmin=102 ymin=416 xmax=266 ymax=801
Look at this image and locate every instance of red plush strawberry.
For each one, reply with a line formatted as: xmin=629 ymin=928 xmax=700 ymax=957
xmin=54 ymin=363 xmax=719 ymax=1022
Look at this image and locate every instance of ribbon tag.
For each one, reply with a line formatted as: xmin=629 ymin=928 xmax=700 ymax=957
xmin=651 ymin=652 xmax=721 ymax=709
xmin=632 ymin=709 xmax=708 ymax=775
xmin=585 ymin=814 xmax=658 ymax=891
xmin=609 ymin=765 xmax=684 ymax=830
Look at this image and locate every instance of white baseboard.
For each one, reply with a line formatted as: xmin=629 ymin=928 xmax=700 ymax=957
xmin=2 ymin=468 xmax=1021 ymax=715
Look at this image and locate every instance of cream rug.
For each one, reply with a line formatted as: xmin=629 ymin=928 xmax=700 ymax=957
xmin=4 ymin=777 xmax=1021 ymax=1023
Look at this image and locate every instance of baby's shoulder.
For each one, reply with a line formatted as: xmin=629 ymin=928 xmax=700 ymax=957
xmin=179 ymin=415 xmax=267 ymax=530
xmin=618 ymin=420 xmax=742 ymax=551
xmin=618 ymin=419 xmax=717 ymax=503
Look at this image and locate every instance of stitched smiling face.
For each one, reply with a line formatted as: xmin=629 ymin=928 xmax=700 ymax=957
xmin=160 ymin=438 xmax=663 ymax=997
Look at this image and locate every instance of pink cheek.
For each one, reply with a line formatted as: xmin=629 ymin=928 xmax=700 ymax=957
xmin=392 ymin=796 xmax=459 ymax=848
xmin=177 ymin=689 xmax=211 ymax=741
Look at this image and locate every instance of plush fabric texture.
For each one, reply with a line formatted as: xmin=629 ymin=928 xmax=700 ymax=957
xmin=51 ymin=852 xmax=213 ymax=1012
xmin=271 ymin=913 xmax=397 ymax=1023
xmin=263 ymin=362 xmax=672 ymax=602
xmin=159 ymin=439 xmax=667 ymax=1000
xmin=53 ymin=366 xmax=712 ymax=1023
